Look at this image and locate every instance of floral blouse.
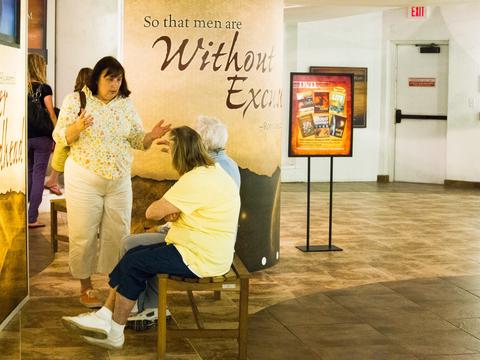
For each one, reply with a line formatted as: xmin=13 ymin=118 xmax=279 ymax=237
xmin=53 ymin=86 xmax=145 ymax=180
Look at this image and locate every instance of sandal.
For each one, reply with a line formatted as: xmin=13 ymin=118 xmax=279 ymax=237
xmin=44 ymin=184 xmax=63 ymax=195
xmin=80 ymin=289 xmax=103 ymax=308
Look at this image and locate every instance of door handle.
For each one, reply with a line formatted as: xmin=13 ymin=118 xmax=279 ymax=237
xmin=395 ymin=109 xmax=447 ymax=123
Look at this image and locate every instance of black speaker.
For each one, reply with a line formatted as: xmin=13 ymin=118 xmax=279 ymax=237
xmin=420 ymin=46 xmax=440 ymax=53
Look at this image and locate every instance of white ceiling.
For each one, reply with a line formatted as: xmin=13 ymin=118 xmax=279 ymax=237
xmin=284 ymin=0 xmax=479 ymax=23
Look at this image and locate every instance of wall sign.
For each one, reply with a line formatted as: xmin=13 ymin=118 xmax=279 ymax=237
xmin=409 ymin=77 xmax=436 ymax=87
xmin=310 ymin=66 xmax=367 ymax=128
xmin=408 ymin=6 xmax=427 ymax=18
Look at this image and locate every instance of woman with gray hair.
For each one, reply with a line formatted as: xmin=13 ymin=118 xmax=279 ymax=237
xmin=195 ymin=115 xmax=240 ymax=188
xmin=122 ymin=116 xmax=241 ymax=330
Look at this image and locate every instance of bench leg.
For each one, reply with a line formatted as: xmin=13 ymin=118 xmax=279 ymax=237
xmin=238 ymin=278 xmax=249 ymax=360
xmin=157 ymin=277 xmax=168 ymax=360
xmin=50 ymin=203 xmax=58 ymax=253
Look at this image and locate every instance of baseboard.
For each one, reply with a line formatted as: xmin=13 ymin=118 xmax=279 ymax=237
xmin=444 ymin=179 xmax=480 ymax=189
xmin=0 ymin=295 xmax=29 ymax=332
xmin=377 ymin=175 xmax=390 ymax=183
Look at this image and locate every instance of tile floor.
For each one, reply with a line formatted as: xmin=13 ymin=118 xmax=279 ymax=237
xmin=1 ymin=182 xmax=480 ymax=359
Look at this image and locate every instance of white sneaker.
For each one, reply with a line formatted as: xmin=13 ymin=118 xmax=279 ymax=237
xmin=82 ymin=333 xmax=124 ymax=350
xmin=126 ymin=307 xmax=171 ymax=331
xmin=131 ymin=301 xmax=139 ymax=314
xmin=62 ymin=312 xmax=111 ymax=339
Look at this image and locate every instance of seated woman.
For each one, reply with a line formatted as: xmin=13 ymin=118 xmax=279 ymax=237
xmin=62 ymin=126 xmax=241 ymax=349
xmin=123 ymin=115 xmax=240 ymax=329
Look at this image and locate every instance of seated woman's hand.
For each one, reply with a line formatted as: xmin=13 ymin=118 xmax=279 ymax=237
xmin=164 ymin=212 xmax=180 ymax=222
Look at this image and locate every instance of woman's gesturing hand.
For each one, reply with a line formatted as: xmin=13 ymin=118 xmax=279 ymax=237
xmin=66 ymin=109 xmax=94 ymax=144
xmin=75 ymin=109 xmax=94 ymax=132
xmin=150 ymin=119 xmax=171 ymax=140
xmin=143 ymin=119 xmax=172 ymax=149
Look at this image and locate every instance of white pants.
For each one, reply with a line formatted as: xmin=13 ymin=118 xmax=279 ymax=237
xmin=64 ymin=158 xmax=132 ymax=279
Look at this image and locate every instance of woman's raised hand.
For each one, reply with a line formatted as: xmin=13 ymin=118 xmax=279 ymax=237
xmin=150 ymin=119 xmax=171 ymax=140
xmin=65 ymin=109 xmax=94 ymax=144
xmin=75 ymin=109 xmax=94 ymax=132
xmin=143 ymin=119 xmax=172 ymax=149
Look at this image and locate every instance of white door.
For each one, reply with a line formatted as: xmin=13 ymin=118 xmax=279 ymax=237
xmin=394 ymin=43 xmax=448 ymax=184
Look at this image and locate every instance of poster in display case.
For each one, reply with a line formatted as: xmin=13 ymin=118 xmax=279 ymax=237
xmin=289 ymin=72 xmax=353 ymax=157
xmin=0 ymin=0 xmax=20 ymax=47
xmin=310 ymin=66 xmax=367 ymax=128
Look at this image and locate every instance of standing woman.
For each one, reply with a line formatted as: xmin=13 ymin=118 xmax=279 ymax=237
xmin=53 ymin=56 xmax=170 ymax=307
xmin=27 ymin=54 xmax=57 ymax=228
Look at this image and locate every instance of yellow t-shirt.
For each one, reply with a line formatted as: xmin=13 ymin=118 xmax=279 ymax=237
xmin=163 ymin=163 xmax=241 ymax=277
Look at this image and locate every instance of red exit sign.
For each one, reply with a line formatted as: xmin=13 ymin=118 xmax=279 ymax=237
xmin=409 ymin=6 xmax=427 ymax=18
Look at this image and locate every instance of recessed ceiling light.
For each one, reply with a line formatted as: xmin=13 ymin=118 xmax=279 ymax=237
xmin=284 ymin=4 xmax=305 ymax=9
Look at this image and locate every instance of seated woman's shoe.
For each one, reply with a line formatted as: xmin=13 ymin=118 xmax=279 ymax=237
xmin=44 ymin=184 xmax=63 ymax=195
xmin=80 ymin=289 xmax=103 ymax=308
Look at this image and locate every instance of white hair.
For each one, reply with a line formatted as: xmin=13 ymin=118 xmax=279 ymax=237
xmin=194 ymin=115 xmax=228 ymax=152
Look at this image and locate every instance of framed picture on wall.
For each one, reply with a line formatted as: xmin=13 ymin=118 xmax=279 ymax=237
xmin=310 ymin=66 xmax=367 ymax=128
xmin=289 ymin=72 xmax=354 ymax=157
xmin=0 ymin=0 xmax=20 ymax=47
xmin=28 ymin=0 xmax=47 ymax=60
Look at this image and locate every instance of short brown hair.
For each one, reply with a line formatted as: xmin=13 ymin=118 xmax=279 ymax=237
xmin=88 ymin=56 xmax=131 ymax=97
xmin=170 ymin=126 xmax=214 ymax=175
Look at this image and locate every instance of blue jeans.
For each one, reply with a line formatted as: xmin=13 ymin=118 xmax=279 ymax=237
xmin=109 ymin=242 xmax=197 ymax=301
xmin=122 ymin=231 xmax=169 ymax=310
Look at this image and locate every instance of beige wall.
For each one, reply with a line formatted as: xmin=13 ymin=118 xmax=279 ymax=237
xmin=55 ymin=0 xmax=120 ymax=105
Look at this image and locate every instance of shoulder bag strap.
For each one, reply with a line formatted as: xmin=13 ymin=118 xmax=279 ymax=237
xmin=77 ymin=90 xmax=86 ymax=116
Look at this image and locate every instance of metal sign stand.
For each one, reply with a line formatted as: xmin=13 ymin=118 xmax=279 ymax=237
xmin=296 ymin=156 xmax=343 ymax=252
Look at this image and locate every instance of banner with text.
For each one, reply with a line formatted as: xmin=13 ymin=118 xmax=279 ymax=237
xmin=0 ymin=0 xmax=28 ymax=330
xmin=124 ymin=0 xmax=282 ymax=180
xmin=124 ymin=0 xmax=283 ymax=271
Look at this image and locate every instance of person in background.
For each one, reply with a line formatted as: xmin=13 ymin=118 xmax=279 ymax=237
xmin=62 ymin=126 xmax=241 ymax=350
xmin=43 ymin=166 xmax=62 ymax=195
xmin=50 ymin=67 xmax=93 ymax=175
xmin=195 ymin=115 xmax=240 ymax=188
xmin=73 ymin=67 xmax=94 ymax=93
xmin=27 ymin=54 xmax=57 ymax=228
xmin=53 ymin=56 xmax=171 ymax=308
xmin=123 ymin=116 xmax=240 ymax=330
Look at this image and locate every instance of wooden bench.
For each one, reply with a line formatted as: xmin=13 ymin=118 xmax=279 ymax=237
xmin=50 ymin=198 xmax=68 ymax=253
xmin=157 ymin=254 xmax=250 ymax=360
